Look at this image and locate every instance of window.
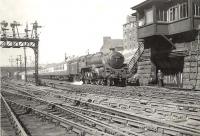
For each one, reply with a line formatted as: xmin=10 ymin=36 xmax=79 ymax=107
xmin=138 ymin=18 xmax=145 ymax=26
xmin=168 ymin=3 xmax=188 ymax=22
xmin=180 ymin=3 xmax=188 ymax=18
xmin=194 ymin=4 xmax=200 ymax=17
xmin=157 ymin=9 xmax=167 ymax=22
xmin=145 ymin=9 xmax=153 ymax=24
xmin=169 ymin=6 xmax=179 ymax=22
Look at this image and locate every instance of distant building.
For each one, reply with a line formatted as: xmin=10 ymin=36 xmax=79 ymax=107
xmin=123 ymin=15 xmax=138 ymax=50
xmin=0 ymin=67 xmax=35 ymax=78
xmin=100 ymin=37 xmax=123 ymax=54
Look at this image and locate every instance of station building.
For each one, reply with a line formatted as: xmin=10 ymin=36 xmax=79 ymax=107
xmin=132 ymin=0 xmax=200 ymax=89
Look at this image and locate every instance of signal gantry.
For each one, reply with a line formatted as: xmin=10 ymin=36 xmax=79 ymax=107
xmin=0 ymin=20 xmax=42 ymax=86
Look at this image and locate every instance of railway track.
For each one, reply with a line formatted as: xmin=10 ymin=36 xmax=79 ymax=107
xmin=2 ymin=80 xmax=200 ymax=136
xmin=36 ymin=78 xmax=200 ymax=105
xmin=3 ymin=90 xmax=200 ymax=136
xmin=10 ymin=79 xmax=200 ymax=120
xmin=16 ymin=78 xmax=200 ymax=104
xmin=4 ymin=79 xmax=200 ymax=112
xmin=2 ymin=91 xmax=139 ymax=136
xmin=2 ymin=92 xmax=120 ymax=136
xmin=1 ymin=95 xmax=28 ymax=136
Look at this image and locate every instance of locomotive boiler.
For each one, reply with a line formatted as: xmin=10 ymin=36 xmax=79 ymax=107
xmin=81 ymin=49 xmax=128 ymax=86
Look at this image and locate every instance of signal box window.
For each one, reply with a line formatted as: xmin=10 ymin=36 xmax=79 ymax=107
xmin=180 ymin=3 xmax=188 ymax=19
xmin=194 ymin=4 xmax=200 ymax=17
xmin=157 ymin=9 xmax=167 ymax=22
xmin=145 ymin=9 xmax=153 ymax=24
xmin=169 ymin=6 xmax=179 ymax=22
xmin=168 ymin=3 xmax=188 ymax=22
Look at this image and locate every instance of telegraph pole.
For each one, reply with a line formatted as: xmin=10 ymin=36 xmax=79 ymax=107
xmin=24 ymin=23 xmax=30 ymax=82
xmin=65 ymin=53 xmax=68 ymax=62
xmin=16 ymin=57 xmax=19 ymax=71
xmin=9 ymin=56 xmax=14 ymax=67
xmin=24 ymin=48 xmax=27 ymax=82
xmin=18 ymin=55 xmax=22 ymax=72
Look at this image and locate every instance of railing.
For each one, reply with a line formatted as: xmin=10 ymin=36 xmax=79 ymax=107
xmin=128 ymin=42 xmax=144 ymax=73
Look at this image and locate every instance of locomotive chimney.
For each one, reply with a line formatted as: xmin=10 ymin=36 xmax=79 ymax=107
xmin=103 ymin=36 xmax=111 ymax=44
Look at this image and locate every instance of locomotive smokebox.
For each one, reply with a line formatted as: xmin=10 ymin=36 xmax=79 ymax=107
xmin=86 ymin=49 xmax=125 ymax=69
xmin=104 ymin=49 xmax=125 ymax=69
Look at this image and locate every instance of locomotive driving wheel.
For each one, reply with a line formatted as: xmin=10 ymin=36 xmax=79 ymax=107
xmin=96 ymin=80 xmax=101 ymax=85
xmin=107 ymin=79 xmax=111 ymax=86
xmin=85 ymin=80 xmax=89 ymax=84
xmin=119 ymin=79 xmax=126 ymax=87
xmin=101 ymin=79 xmax=106 ymax=85
xmin=107 ymin=78 xmax=114 ymax=86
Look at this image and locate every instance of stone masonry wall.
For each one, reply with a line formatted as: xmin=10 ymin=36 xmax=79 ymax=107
xmin=183 ymin=54 xmax=200 ymax=90
xmin=137 ymin=49 xmax=152 ymax=85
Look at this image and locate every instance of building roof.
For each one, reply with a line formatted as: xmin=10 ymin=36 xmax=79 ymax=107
xmin=131 ymin=0 xmax=166 ymax=10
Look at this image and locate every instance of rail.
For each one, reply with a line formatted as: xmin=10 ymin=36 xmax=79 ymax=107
xmin=4 ymin=88 xmax=200 ymax=136
xmin=1 ymin=94 xmax=29 ymax=136
xmin=3 ymin=80 xmax=200 ymax=136
xmin=4 ymin=98 xmax=113 ymax=136
xmin=2 ymin=91 xmax=135 ymax=136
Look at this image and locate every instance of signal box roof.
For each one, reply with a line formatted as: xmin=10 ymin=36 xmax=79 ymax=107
xmin=131 ymin=0 xmax=166 ymax=10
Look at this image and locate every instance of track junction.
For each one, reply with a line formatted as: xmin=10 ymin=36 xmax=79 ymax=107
xmin=1 ymin=79 xmax=200 ymax=136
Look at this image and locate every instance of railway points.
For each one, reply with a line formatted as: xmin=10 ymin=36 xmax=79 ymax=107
xmin=1 ymin=79 xmax=200 ymax=136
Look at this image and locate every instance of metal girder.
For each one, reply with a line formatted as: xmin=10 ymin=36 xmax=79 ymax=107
xmin=0 ymin=38 xmax=40 ymax=86
xmin=161 ymin=34 xmax=176 ymax=49
xmin=0 ymin=38 xmax=39 ymax=48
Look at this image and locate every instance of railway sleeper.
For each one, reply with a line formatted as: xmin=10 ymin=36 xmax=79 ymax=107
xmin=85 ymin=101 xmax=200 ymax=135
xmin=7 ymin=100 xmax=111 ymax=136
xmin=72 ymin=127 xmax=86 ymax=136
xmin=1 ymin=97 xmax=28 ymax=136
xmin=127 ymin=121 xmax=146 ymax=130
xmin=119 ymin=104 xmax=129 ymax=110
xmin=111 ymin=117 xmax=128 ymax=125
xmin=105 ymin=128 xmax=119 ymax=136
xmin=99 ymin=114 xmax=112 ymax=121
xmin=5 ymin=87 xmax=200 ymax=136
xmin=84 ymin=120 xmax=96 ymax=127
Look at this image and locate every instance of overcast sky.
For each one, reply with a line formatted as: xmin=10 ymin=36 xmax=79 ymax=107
xmin=0 ymin=0 xmax=144 ymax=66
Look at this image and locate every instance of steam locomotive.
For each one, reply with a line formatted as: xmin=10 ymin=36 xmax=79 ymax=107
xmin=25 ymin=49 xmax=128 ymax=86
